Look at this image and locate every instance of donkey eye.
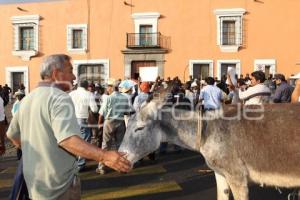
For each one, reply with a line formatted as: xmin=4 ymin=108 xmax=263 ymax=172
xmin=135 ymin=127 xmax=145 ymax=132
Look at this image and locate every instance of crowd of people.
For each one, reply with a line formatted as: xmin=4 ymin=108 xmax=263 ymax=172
xmin=0 ymin=53 xmax=300 ymax=199
xmin=59 ymin=65 xmax=300 ymax=173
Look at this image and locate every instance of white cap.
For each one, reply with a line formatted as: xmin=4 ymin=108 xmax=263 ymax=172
xmin=191 ymin=82 xmax=198 ymax=87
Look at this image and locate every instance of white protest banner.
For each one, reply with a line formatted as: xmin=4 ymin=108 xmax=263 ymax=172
xmin=140 ymin=67 xmax=158 ymax=82
xmin=226 ymin=67 xmax=237 ymax=86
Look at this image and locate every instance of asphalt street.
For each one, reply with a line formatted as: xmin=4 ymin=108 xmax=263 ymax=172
xmin=0 ymin=149 xmax=298 ymax=200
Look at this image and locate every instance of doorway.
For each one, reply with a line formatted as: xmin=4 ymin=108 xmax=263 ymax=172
xmin=221 ymin=63 xmax=237 ymax=78
xmin=12 ymin=72 xmax=24 ymax=93
xmin=193 ymin=64 xmax=209 ymax=80
xmin=264 ymin=65 xmax=271 ymax=79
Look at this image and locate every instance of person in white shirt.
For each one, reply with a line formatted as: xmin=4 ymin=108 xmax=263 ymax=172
xmin=199 ymin=77 xmax=224 ymax=111
xmin=0 ymin=96 xmax=6 ymax=155
xmin=69 ymin=80 xmax=98 ymax=171
xmin=183 ymin=83 xmax=194 ymax=110
xmin=239 ymin=71 xmax=271 ymax=105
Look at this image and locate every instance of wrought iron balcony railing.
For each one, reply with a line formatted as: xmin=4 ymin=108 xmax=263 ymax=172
xmin=126 ymin=32 xmax=169 ymax=49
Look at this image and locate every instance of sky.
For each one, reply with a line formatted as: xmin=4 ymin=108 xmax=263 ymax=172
xmin=0 ymin=0 xmax=61 ymax=4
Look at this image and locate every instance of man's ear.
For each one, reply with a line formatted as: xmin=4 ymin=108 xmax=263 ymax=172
xmin=51 ymin=68 xmax=59 ymax=81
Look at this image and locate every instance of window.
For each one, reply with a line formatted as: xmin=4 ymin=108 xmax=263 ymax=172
xmin=11 ymin=15 xmax=40 ymax=60
xmin=72 ymin=29 xmax=83 ymax=49
xmin=73 ymin=59 xmax=110 ymax=86
xmin=214 ymin=9 xmax=245 ymax=52
xmin=222 ymin=21 xmax=236 ymax=45
xmin=20 ymin=27 xmax=34 ymax=50
xmin=219 ymin=16 xmax=242 ymax=46
xmin=132 ymin=12 xmax=160 ymax=46
xmin=67 ymin=24 xmax=87 ymax=53
xmin=189 ymin=60 xmax=214 ymax=80
xmin=78 ymin=64 xmax=104 ymax=84
xmin=139 ymin=25 xmax=153 ymax=46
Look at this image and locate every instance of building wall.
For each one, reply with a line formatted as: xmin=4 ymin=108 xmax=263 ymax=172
xmin=0 ymin=0 xmax=300 ymax=91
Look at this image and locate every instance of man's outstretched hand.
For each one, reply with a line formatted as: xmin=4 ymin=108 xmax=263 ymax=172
xmin=101 ymin=150 xmax=131 ymax=173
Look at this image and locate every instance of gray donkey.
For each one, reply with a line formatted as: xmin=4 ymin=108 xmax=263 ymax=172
xmin=119 ymin=94 xmax=300 ymax=200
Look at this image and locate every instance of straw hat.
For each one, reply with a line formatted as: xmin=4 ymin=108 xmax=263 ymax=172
xmin=107 ymin=78 xmax=116 ymax=86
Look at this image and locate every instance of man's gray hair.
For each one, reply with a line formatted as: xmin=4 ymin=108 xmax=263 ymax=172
xmin=40 ymin=54 xmax=71 ymax=80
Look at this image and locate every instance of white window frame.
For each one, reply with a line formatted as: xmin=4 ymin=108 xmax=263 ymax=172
xmin=254 ymin=59 xmax=276 ymax=75
xmin=72 ymin=59 xmax=109 ymax=85
xmin=217 ymin=60 xmax=241 ymax=80
xmin=132 ymin=12 xmax=160 ymax=46
xmin=67 ymin=24 xmax=88 ymax=54
xmin=214 ymin=8 xmax=245 ymax=52
xmin=189 ymin=60 xmax=214 ymax=79
xmin=5 ymin=66 xmax=29 ymax=94
xmin=11 ymin=15 xmax=40 ymax=61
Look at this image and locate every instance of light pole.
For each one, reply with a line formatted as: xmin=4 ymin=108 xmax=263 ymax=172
xmin=183 ymin=64 xmax=189 ymax=83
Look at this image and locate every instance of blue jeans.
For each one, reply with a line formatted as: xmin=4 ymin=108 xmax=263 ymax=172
xmin=77 ymin=118 xmax=91 ymax=168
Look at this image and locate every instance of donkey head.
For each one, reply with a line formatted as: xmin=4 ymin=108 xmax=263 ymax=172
xmin=119 ymin=101 xmax=164 ymax=164
xmin=119 ymin=82 xmax=175 ymax=165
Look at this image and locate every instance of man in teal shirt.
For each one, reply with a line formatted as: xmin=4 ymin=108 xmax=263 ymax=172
xmin=96 ymin=79 xmax=131 ymax=174
xmin=7 ymin=54 xmax=131 ymax=200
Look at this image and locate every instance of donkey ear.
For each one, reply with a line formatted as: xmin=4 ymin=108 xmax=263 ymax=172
xmin=137 ymin=81 xmax=175 ymax=122
xmin=139 ymin=101 xmax=161 ymax=122
xmin=151 ymin=81 xmax=174 ymax=104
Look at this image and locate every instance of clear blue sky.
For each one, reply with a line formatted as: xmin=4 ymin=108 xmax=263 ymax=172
xmin=0 ymin=0 xmax=61 ymax=4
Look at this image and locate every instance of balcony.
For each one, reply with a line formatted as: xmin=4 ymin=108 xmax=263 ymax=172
xmin=126 ymin=32 xmax=169 ymax=49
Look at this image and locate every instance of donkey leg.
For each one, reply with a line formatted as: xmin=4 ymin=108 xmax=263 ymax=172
xmin=215 ymin=172 xmax=230 ymax=200
xmin=226 ymin=179 xmax=249 ymax=200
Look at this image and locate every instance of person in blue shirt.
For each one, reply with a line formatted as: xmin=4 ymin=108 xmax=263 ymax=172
xmin=199 ymin=77 xmax=224 ymax=111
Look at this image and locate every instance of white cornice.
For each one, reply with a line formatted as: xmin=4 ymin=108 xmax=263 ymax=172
xmin=214 ymin=8 xmax=246 ymax=16
xmin=67 ymin=24 xmax=87 ymax=29
xmin=132 ymin=12 xmax=160 ymax=19
xmin=11 ymin=14 xmax=41 ymax=24
xmin=254 ymin=59 xmax=276 ymax=65
xmin=219 ymin=45 xmax=240 ymax=52
xmin=12 ymin=50 xmax=38 ymax=61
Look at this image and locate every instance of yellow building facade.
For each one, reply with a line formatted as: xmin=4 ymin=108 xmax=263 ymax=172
xmin=0 ymin=0 xmax=300 ymax=93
